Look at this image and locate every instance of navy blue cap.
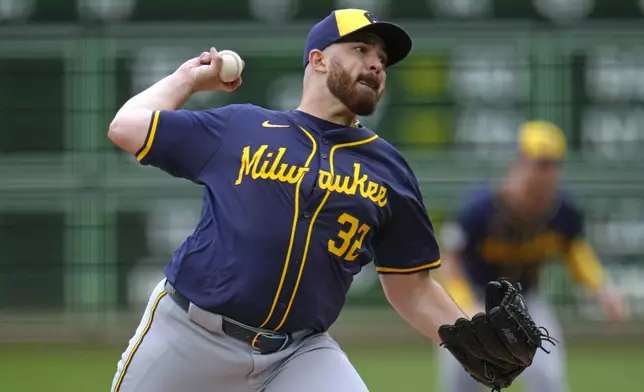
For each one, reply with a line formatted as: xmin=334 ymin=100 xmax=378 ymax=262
xmin=303 ymin=9 xmax=412 ymax=68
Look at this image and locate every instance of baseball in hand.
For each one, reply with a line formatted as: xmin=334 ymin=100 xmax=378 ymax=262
xmin=217 ymin=50 xmax=244 ymax=83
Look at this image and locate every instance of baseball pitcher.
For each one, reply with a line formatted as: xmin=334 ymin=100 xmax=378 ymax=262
xmin=108 ymin=9 xmax=550 ymax=392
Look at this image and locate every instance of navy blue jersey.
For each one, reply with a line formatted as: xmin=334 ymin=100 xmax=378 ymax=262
xmin=446 ymin=185 xmax=584 ymax=294
xmin=135 ymin=104 xmax=441 ymax=332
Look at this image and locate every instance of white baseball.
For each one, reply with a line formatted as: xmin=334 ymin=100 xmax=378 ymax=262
xmin=217 ymin=50 xmax=243 ymax=83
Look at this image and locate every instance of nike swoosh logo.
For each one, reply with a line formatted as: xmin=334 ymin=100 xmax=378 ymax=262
xmin=262 ymin=120 xmax=290 ymax=128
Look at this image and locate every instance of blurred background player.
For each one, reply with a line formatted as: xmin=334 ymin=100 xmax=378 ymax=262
xmin=437 ymin=120 xmax=626 ymax=392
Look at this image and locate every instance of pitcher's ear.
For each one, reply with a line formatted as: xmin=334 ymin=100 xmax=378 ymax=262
xmin=309 ymin=49 xmax=328 ymax=73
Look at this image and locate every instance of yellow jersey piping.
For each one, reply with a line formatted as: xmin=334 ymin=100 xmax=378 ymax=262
xmin=113 ymin=290 xmax=167 ymax=392
xmin=258 ymin=126 xmax=317 ymax=328
xmin=136 ymin=110 xmax=160 ymax=161
xmin=273 ymin=133 xmax=379 ymax=330
xmin=376 ymin=259 xmax=442 ymax=273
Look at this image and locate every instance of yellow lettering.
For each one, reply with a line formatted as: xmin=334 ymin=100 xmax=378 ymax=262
xmin=332 ymin=174 xmax=352 ymax=195
xmin=365 ymin=182 xmax=379 ymax=200
xmin=235 ymin=145 xmax=309 ymax=185
xmin=349 ymin=163 xmax=367 ymax=196
xmin=236 ymin=147 xmax=389 ymax=208
xmin=257 ymin=158 xmax=272 ymax=179
xmin=480 ymin=233 xmax=567 ymax=264
xmin=375 ymin=186 xmax=388 ymax=207
xmin=267 ymin=148 xmax=287 ymax=180
xmin=280 ymin=164 xmax=300 ymax=184
xmin=318 ymin=170 xmax=334 ymax=191
xmin=235 ymin=145 xmax=268 ymax=185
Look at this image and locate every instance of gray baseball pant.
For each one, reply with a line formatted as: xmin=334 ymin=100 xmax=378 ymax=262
xmin=110 ymin=279 xmax=369 ymax=392
xmin=436 ymin=291 xmax=569 ymax=392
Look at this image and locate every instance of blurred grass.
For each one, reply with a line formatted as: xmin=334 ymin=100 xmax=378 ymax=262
xmin=1 ymin=341 xmax=643 ymax=391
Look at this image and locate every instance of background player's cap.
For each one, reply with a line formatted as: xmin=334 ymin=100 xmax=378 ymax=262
xmin=518 ymin=120 xmax=567 ymax=161
xmin=303 ymin=9 xmax=412 ymax=68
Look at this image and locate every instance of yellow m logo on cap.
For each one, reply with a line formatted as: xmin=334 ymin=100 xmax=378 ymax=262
xmin=335 ymin=9 xmax=376 ymax=37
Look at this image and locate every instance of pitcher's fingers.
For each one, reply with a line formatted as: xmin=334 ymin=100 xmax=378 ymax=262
xmin=198 ymin=51 xmax=210 ymax=65
xmin=209 ymin=47 xmax=223 ymax=75
xmin=219 ymin=77 xmax=243 ymax=92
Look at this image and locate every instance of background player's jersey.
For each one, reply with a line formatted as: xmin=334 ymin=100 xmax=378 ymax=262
xmin=445 ymin=185 xmax=584 ymax=294
xmin=135 ymin=103 xmax=441 ymax=333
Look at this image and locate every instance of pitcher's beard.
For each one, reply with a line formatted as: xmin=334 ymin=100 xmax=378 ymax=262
xmin=326 ymin=60 xmax=381 ymax=116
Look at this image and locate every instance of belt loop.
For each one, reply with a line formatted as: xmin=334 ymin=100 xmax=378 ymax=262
xmin=165 ymin=280 xmax=177 ymax=295
xmin=187 ymin=303 xmax=224 ymax=334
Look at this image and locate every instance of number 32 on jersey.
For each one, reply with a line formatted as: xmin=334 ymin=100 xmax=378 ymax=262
xmin=328 ymin=213 xmax=371 ymax=262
